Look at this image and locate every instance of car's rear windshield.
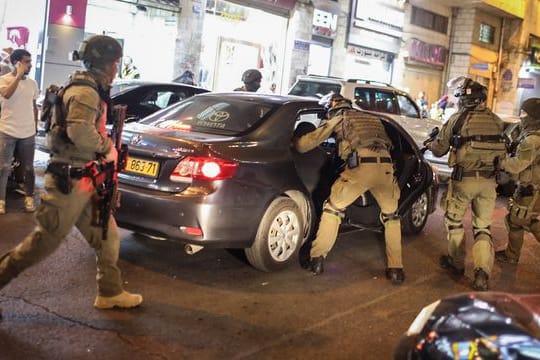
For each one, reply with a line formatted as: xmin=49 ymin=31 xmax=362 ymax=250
xmin=289 ymin=80 xmax=341 ymax=98
xmin=139 ymin=97 xmax=275 ymax=135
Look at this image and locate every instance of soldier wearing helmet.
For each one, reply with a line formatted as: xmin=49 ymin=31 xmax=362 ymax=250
xmin=234 ymin=69 xmax=262 ymax=92
xmin=427 ymin=76 xmax=506 ymax=291
xmin=295 ymin=93 xmax=405 ymax=284
xmin=495 ymin=98 xmax=540 ymax=265
xmin=0 ymin=35 xmax=142 ymax=319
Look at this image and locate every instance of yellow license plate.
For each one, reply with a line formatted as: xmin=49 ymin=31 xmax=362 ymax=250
xmin=125 ymin=156 xmax=160 ymax=177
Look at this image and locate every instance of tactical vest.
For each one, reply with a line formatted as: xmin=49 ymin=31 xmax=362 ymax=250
xmin=516 ymin=130 xmax=540 ymax=185
xmin=334 ymin=109 xmax=391 ymax=160
xmin=47 ymin=72 xmax=104 ymax=165
xmin=453 ymin=109 xmax=506 ymax=171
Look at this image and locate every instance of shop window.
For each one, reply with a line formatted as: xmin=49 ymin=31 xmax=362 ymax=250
xmin=479 ymin=23 xmax=495 ymax=44
xmin=411 ymin=6 xmax=448 ymax=34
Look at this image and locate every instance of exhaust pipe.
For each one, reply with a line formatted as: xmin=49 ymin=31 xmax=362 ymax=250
xmin=184 ymin=244 xmax=204 ymax=255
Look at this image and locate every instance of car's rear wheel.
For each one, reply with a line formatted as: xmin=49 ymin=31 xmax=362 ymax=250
xmin=402 ymin=191 xmax=429 ymax=235
xmin=245 ymin=197 xmax=303 ymax=272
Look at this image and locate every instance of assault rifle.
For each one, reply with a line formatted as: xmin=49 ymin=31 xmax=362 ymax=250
xmin=420 ymin=127 xmax=440 ymax=153
xmin=91 ymin=104 xmax=128 ymax=240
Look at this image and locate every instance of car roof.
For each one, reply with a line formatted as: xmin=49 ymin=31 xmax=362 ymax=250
xmin=294 ymin=75 xmax=410 ymax=95
xmin=196 ymin=91 xmax=322 ymax=106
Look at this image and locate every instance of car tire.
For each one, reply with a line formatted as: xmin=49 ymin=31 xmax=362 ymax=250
xmin=245 ymin=196 xmax=304 ymax=272
xmin=402 ymin=191 xmax=429 ymax=235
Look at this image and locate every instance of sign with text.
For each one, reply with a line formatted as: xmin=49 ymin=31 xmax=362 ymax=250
xmin=407 ymin=39 xmax=447 ymax=67
xmin=518 ymin=77 xmax=536 ymax=89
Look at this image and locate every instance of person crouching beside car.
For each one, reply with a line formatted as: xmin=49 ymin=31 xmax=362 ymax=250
xmin=294 ymin=93 xmax=405 ymax=284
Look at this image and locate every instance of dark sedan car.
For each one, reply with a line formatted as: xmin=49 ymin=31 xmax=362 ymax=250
xmin=395 ymin=292 xmax=540 ymax=359
xmin=35 ymin=80 xmax=208 ymax=152
xmin=115 ymin=93 xmax=437 ymax=271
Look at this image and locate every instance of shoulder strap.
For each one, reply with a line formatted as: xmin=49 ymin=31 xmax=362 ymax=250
xmin=451 ymin=108 xmax=471 ymax=137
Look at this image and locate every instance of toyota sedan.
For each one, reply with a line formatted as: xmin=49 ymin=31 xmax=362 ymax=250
xmin=115 ymin=93 xmax=437 ymax=272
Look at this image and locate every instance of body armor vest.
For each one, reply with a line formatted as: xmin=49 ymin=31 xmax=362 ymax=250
xmin=333 ymin=109 xmax=391 ymax=159
xmin=516 ymin=130 xmax=540 ymax=185
xmin=453 ymin=109 xmax=506 ymax=171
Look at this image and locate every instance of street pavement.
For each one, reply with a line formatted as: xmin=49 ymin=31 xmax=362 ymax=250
xmin=0 ymin=153 xmax=539 ymax=359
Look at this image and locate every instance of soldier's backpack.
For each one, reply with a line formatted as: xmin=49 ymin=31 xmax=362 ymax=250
xmin=40 ymin=79 xmax=99 ymax=134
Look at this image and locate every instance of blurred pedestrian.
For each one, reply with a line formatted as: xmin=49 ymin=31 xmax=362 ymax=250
xmin=175 ymin=70 xmax=195 ymax=85
xmin=0 ymin=49 xmax=39 ymax=215
xmin=120 ymin=56 xmax=140 ymax=79
xmin=416 ymin=91 xmax=428 ymax=118
xmin=269 ymin=82 xmax=277 ymax=94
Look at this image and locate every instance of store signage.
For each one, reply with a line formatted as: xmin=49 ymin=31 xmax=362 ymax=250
xmin=518 ymin=77 xmax=536 ymax=89
xmin=353 ymin=0 xmax=404 ymax=38
xmin=294 ymin=40 xmax=310 ymax=51
xmin=312 ymin=9 xmax=338 ymax=39
xmin=48 ymin=0 xmax=87 ymax=29
xmin=471 ymin=63 xmax=490 ymax=71
xmin=407 ymin=39 xmax=447 ymax=67
xmin=206 ymin=0 xmax=247 ymax=21
xmin=6 ymin=27 xmax=29 ymax=48
xmin=348 ymin=46 xmax=391 ymax=62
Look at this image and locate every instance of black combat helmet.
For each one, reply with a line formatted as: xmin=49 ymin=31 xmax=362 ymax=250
xmin=242 ymin=69 xmax=262 ymax=83
xmin=521 ymin=98 xmax=540 ymax=119
xmin=447 ymin=76 xmax=487 ymax=108
xmin=72 ymin=35 xmax=123 ymax=70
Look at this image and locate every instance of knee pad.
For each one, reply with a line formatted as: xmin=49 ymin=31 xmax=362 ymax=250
xmin=322 ymin=199 xmax=345 ymax=219
xmin=444 ymin=213 xmax=463 ymax=233
xmin=380 ymin=211 xmax=400 ymax=224
xmin=473 ymin=226 xmax=491 ymax=240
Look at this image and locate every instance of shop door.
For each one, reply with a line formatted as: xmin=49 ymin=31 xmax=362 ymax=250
xmin=308 ymin=44 xmax=331 ymax=76
xmin=214 ymin=37 xmax=261 ymax=92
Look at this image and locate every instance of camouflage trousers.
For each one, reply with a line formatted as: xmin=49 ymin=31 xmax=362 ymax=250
xmin=310 ymin=162 xmax=402 ymax=268
xmin=0 ymin=174 xmax=124 ymax=297
xmin=442 ymin=177 xmax=497 ymax=275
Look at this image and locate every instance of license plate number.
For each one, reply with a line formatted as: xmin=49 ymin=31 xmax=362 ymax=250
xmin=125 ymin=156 xmax=160 ymax=177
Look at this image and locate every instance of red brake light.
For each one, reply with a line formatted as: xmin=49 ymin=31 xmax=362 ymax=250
xmin=170 ymin=156 xmax=238 ymax=182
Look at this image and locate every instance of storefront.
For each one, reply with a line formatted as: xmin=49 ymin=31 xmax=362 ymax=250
xmin=308 ymin=6 xmax=339 ymax=76
xmin=346 ymin=0 xmax=404 ymax=83
xmin=199 ymin=0 xmax=292 ymax=92
xmin=0 ymin=0 xmax=47 ymax=83
xmin=85 ymin=0 xmax=179 ymax=82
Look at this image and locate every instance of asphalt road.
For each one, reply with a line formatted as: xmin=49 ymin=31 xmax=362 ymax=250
xmin=1 ymin=153 xmax=539 ymax=359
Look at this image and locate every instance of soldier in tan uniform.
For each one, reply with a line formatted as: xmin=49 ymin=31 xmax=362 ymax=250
xmin=427 ymin=77 xmax=506 ymax=291
xmin=0 ymin=35 xmax=142 ymax=319
xmin=295 ymin=94 xmax=404 ymax=284
xmin=495 ymin=98 xmax=540 ymax=264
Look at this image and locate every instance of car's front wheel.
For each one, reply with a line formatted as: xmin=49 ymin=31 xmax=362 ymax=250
xmin=402 ymin=191 xmax=429 ymax=235
xmin=245 ymin=197 xmax=303 ymax=272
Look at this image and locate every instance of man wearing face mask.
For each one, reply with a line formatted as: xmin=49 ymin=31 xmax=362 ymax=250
xmin=0 ymin=35 xmax=142 ymax=319
xmin=495 ymin=98 xmax=540 ymax=264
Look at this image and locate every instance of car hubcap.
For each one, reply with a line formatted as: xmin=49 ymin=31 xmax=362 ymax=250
xmin=411 ymin=192 xmax=428 ymax=228
xmin=267 ymin=210 xmax=300 ymax=262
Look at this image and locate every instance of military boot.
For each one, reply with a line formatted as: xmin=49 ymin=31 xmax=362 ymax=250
xmin=309 ymin=256 xmax=324 ymax=275
xmin=385 ymin=268 xmax=405 ymax=285
xmin=439 ymin=255 xmax=465 ymax=277
xmin=472 ymin=268 xmax=489 ymax=291
xmin=94 ymin=291 xmax=143 ymax=310
xmin=494 ymin=250 xmax=518 ymax=264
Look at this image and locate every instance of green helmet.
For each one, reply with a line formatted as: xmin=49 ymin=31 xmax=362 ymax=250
xmin=73 ymin=35 xmax=123 ymax=70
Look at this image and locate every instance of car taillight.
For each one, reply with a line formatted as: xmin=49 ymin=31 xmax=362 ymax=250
xmin=170 ymin=156 xmax=238 ymax=182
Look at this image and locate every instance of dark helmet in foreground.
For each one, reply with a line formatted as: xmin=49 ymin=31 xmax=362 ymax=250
xmin=70 ymin=35 xmax=123 ymax=70
xmin=241 ymin=69 xmax=262 ymax=83
xmin=520 ymin=97 xmax=540 ymax=119
xmin=447 ymin=76 xmax=487 ymax=108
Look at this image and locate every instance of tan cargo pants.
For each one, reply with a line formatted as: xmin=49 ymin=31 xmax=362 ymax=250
xmin=443 ymin=177 xmax=497 ymax=275
xmin=0 ymin=174 xmax=124 ymax=297
xmin=504 ymin=189 xmax=540 ymax=262
xmin=310 ymin=161 xmax=402 ymax=268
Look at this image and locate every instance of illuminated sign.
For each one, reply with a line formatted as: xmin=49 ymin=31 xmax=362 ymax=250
xmin=407 ymin=39 xmax=447 ymax=67
xmin=312 ymin=9 xmax=338 ymax=39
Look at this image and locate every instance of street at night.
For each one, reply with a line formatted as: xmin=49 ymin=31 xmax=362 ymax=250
xmin=0 ymin=154 xmax=539 ymax=359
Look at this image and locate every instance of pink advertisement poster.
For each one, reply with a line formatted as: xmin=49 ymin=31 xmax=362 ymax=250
xmin=49 ymin=0 xmax=88 ymax=29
